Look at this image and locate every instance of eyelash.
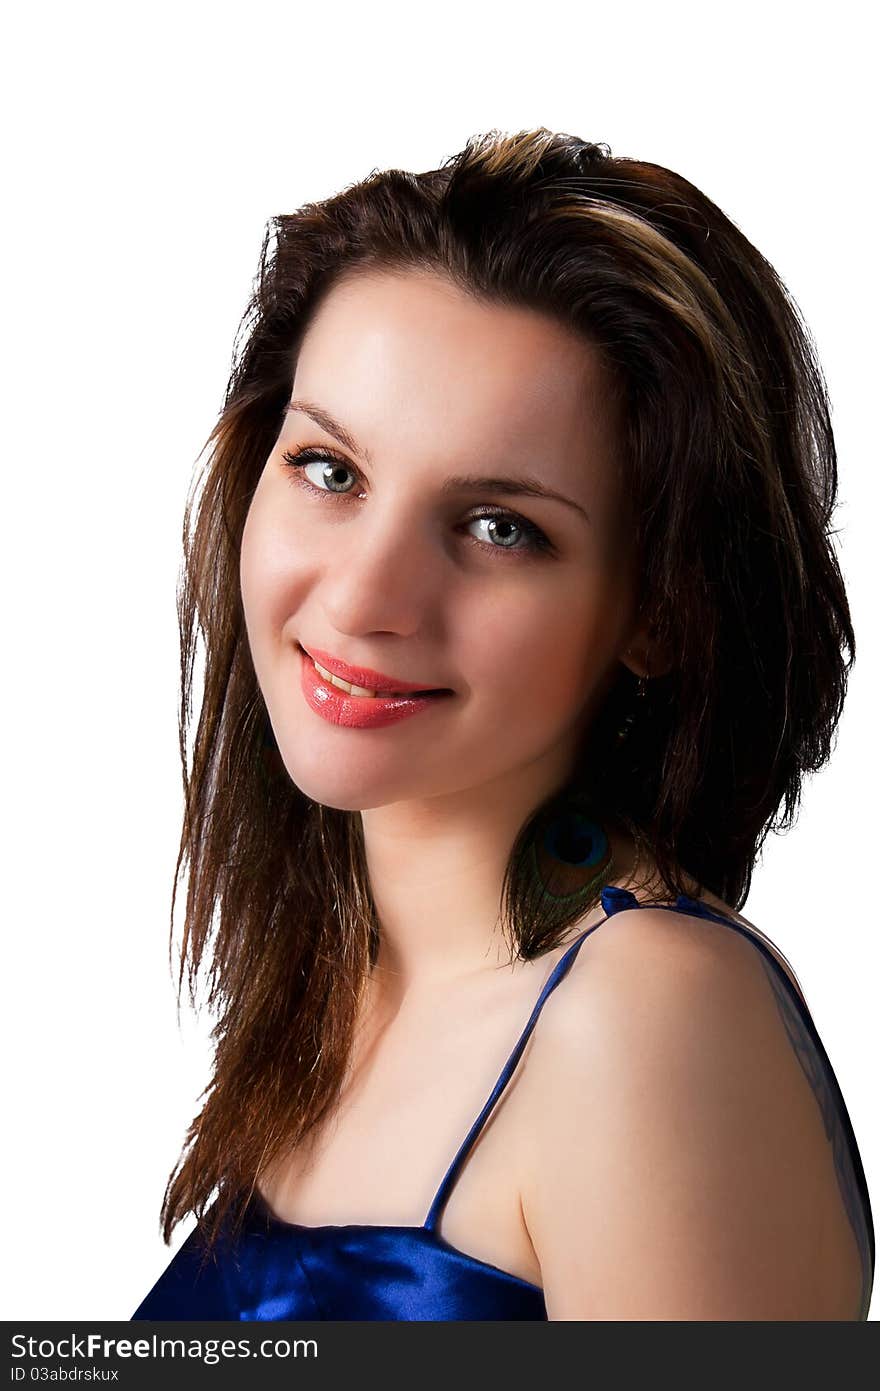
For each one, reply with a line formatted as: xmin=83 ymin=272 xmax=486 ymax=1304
xmin=280 ymin=446 xmax=553 ymax=558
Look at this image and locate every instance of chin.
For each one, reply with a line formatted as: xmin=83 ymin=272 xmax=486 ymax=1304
xmin=275 ymin=749 xmax=407 ymax=813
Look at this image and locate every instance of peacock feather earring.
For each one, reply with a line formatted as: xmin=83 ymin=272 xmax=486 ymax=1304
xmin=524 ymin=792 xmax=615 ymax=905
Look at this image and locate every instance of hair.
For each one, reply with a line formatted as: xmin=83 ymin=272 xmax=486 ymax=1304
xmin=159 ymin=128 xmax=854 ymax=1256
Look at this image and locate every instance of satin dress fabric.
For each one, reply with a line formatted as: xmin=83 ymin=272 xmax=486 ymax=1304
xmin=132 ymin=885 xmax=875 ymax=1321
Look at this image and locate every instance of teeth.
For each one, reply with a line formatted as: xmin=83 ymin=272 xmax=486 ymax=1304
xmin=312 ymin=657 xmax=411 ymax=699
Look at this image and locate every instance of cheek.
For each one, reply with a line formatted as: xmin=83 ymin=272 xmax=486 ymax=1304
xmin=240 ymin=474 xmax=317 ymax=600
xmin=239 ymin=502 xmax=274 ymax=650
xmin=239 ymin=488 xmax=311 ymax=665
xmin=239 ymin=503 xmax=261 ymax=617
xmin=464 ymin=579 xmax=622 ymax=727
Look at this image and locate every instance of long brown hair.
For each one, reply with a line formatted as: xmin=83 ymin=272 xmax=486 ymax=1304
xmin=159 ymin=128 xmax=854 ymax=1253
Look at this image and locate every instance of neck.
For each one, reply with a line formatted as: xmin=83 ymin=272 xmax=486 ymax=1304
xmin=359 ymin=759 xmax=640 ymax=1000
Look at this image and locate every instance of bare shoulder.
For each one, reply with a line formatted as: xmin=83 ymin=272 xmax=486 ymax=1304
xmin=517 ymin=902 xmax=872 ymax=1320
xmin=533 ymin=900 xmax=788 ymax=1063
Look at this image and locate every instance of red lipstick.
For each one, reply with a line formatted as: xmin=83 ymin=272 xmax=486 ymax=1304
xmin=298 ymin=645 xmax=453 ymax=729
xmin=301 ymin=646 xmax=446 ymax=695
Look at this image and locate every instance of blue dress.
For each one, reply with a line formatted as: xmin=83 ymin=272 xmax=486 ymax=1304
xmin=132 ymin=886 xmax=875 ymax=1320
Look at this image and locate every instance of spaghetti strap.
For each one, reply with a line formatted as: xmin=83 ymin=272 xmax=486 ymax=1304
xmin=423 ymin=885 xmax=633 ymax=1231
xmin=423 ymin=883 xmax=875 ymax=1317
xmin=658 ymin=891 xmax=875 ymax=1311
xmin=136 ymin=883 xmax=874 ymax=1323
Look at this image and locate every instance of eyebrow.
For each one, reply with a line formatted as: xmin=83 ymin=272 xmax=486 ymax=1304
xmin=284 ymin=399 xmax=591 ymax=524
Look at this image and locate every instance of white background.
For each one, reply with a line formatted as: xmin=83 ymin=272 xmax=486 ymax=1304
xmin=2 ymin=0 xmax=876 ymax=1321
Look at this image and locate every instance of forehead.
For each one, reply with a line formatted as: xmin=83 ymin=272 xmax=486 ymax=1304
xmin=291 ymin=267 xmax=621 ymax=471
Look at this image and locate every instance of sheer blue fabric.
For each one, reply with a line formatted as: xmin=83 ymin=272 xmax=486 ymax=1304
xmin=132 ymin=885 xmax=875 ymax=1321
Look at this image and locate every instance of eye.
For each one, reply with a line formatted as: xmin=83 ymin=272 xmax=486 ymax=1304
xmin=464 ymin=510 xmax=553 ymax=555
xmin=282 ymin=445 xmax=361 ymax=496
xmin=280 ymin=446 xmax=553 ymax=557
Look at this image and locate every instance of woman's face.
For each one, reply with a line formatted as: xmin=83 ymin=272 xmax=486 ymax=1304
xmin=240 ymin=267 xmax=647 ymax=812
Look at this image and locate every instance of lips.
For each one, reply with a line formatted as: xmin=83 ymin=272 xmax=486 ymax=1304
xmin=299 ymin=646 xmax=451 ymax=729
xmin=299 ymin=644 xmax=450 ymax=696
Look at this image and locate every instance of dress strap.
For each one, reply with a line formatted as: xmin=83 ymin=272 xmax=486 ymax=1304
xmin=424 ymin=881 xmax=874 ymax=1307
xmin=660 ymin=893 xmax=809 ymax=1006
xmin=423 ymin=884 xmax=635 ymax=1232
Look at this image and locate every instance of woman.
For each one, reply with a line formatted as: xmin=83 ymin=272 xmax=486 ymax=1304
xmin=131 ymin=128 xmax=874 ymax=1321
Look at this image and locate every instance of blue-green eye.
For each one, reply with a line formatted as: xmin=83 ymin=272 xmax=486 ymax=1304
xmin=466 ymin=513 xmax=550 ymax=552
xmin=284 ymin=447 xmax=358 ymax=495
xmin=280 ymin=446 xmax=553 ymax=557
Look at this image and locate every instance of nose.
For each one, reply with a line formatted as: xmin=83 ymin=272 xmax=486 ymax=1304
xmin=318 ymin=506 xmax=444 ymax=638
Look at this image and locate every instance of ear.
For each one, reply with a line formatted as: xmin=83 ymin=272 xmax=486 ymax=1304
xmin=618 ymin=614 xmax=673 ymax=679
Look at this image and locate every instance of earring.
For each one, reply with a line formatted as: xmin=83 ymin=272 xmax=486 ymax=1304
xmin=616 ymin=656 xmax=649 ymax=744
xmin=525 ymin=793 xmax=614 ymax=905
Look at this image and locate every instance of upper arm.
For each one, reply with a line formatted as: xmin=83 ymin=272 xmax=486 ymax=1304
xmin=519 ymin=909 xmax=868 ymax=1320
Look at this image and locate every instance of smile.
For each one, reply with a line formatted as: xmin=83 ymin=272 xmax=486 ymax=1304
xmin=312 ymin=657 xmax=428 ymax=699
xmin=299 ymin=647 xmax=453 ymax=730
